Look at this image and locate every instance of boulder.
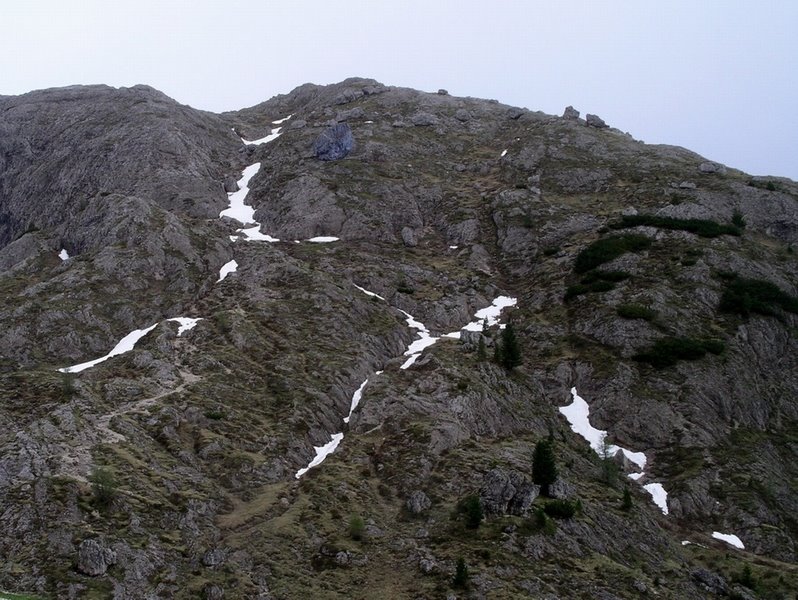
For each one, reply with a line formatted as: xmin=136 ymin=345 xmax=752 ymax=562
xmin=410 ymin=112 xmax=439 ymax=127
xmin=202 ymin=547 xmax=226 ymax=567
xmin=223 ymin=177 xmax=238 ymax=193
xmin=585 ymin=113 xmax=609 ymax=128
xmin=698 ymin=161 xmax=726 ymax=174
xmin=406 ymin=490 xmax=432 ymax=514
xmin=454 ymin=109 xmax=471 ymax=122
xmin=76 ymin=538 xmax=117 ymax=576
xmin=437 ymin=89 xmax=449 ymax=95
xmin=419 ymin=557 xmax=438 ymax=574
xmin=401 ymin=227 xmax=418 ymax=247
xmin=548 ymin=478 xmax=575 ymax=500
xmin=563 ymin=106 xmax=580 ymax=120
xmin=204 ymin=584 xmax=224 ymax=600
xmin=479 ymin=468 xmax=539 ymax=516
xmin=313 ymin=123 xmax=354 ymax=161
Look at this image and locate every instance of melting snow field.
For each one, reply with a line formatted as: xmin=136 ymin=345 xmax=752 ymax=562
xmin=712 ymin=532 xmax=745 ymax=549
xmin=295 ymin=433 xmax=344 ymax=478
xmin=58 ymin=249 xmax=70 ymax=260
xmin=560 ymin=387 xmax=669 ymax=514
xmin=220 ymin=163 xmax=261 ymax=224
xmin=59 ymin=324 xmax=159 ymax=373
xmin=344 ymin=378 xmax=369 ymax=424
xmin=217 ymin=259 xmax=238 ymax=282
xmin=167 ymin=317 xmax=202 ymax=336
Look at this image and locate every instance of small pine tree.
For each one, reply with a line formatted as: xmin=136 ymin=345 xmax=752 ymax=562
xmin=532 ymin=440 xmax=558 ymax=497
xmin=89 ymin=467 xmax=117 ymax=508
xmin=621 ymin=487 xmax=633 ymax=511
xmin=453 ymin=557 xmax=469 ymax=588
xmin=600 ymin=437 xmax=619 ymax=487
xmin=463 ymin=495 xmax=483 ymax=529
xmin=500 ymin=322 xmax=522 ymax=370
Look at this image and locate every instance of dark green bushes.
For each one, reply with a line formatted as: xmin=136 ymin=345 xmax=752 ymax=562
xmin=616 ymin=303 xmax=657 ymax=321
xmin=574 ymin=234 xmax=652 ymax=273
xmin=610 ymin=214 xmax=741 ymax=238
xmin=457 ymin=495 xmax=484 ymax=529
xmin=633 ymin=337 xmax=725 ymax=368
xmin=564 ymin=271 xmax=632 ymax=301
xmin=543 ymin=498 xmax=581 ymax=519
xmin=532 ymin=440 xmax=558 ymax=496
xmin=719 ymin=275 xmax=798 ymax=317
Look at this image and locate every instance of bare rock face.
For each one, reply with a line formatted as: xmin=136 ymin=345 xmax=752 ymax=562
xmin=313 ymin=122 xmax=354 ymax=161
xmin=480 ymin=468 xmax=539 ymax=516
xmin=76 ymin=539 xmax=117 ymax=576
xmin=406 ymin=490 xmax=432 ymax=514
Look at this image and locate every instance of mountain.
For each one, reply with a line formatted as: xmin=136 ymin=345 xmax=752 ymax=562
xmin=0 ymin=77 xmax=796 ymax=599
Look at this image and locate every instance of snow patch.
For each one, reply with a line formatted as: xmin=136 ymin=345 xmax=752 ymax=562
xmin=353 ymin=284 xmax=385 ymax=301
xmin=166 ymin=317 xmax=202 ymax=336
xmin=220 ymin=163 xmax=260 ymax=224
xmin=238 ymin=225 xmax=279 ymax=242
xmin=344 ymin=378 xmax=369 ymax=423
xmin=241 ymin=126 xmax=283 ymax=146
xmin=59 ymin=323 xmax=159 ymax=374
xmin=712 ymin=532 xmax=744 ymax=549
xmin=501 ymin=149 xmax=508 ymax=157
xmin=272 ymin=114 xmax=292 ymax=125
xmin=217 ymin=259 xmax=238 ymax=282
xmin=644 ymin=483 xmax=669 ymax=515
xmin=461 ymin=296 xmax=518 ymax=332
xmin=58 ymin=249 xmax=70 ymax=260
xmin=307 ymin=236 xmax=339 ymax=243
xmin=295 ymin=433 xmax=344 ymax=478
xmin=449 ymin=245 xmax=458 ymax=249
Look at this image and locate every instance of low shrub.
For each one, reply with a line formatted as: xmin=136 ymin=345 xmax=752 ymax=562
xmin=349 ymin=514 xmax=365 ymax=541
xmin=609 ymin=214 xmax=741 ymax=238
xmin=616 ymin=303 xmax=657 ymax=321
xmin=564 ymin=280 xmax=614 ymax=301
xmin=574 ymin=234 xmax=652 ymax=273
xmin=543 ymin=498 xmax=581 ymax=519
xmin=580 ymin=270 xmax=631 ymax=283
xmin=633 ymin=337 xmax=725 ymax=368
xmin=719 ymin=275 xmax=798 ymax=317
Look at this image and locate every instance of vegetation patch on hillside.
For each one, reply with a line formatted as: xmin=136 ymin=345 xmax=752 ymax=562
xmin=633 ymin=336 xmax=725 ymax=368
xmin=574 ymin=234 xmax=652 ymax=273
xmin=610 ymin=214 xmax=741 ymax=238
xmin=616 ymin=303 xmax=657 ymax=321
xmin=719 ymin=274 xmax=798 ymax=317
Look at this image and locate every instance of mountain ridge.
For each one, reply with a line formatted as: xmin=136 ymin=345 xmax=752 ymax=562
xmin=0 ymin=78 xmax=796 ymax=599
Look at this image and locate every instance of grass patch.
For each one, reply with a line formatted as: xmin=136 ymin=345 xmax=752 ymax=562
xmin=616 ymin=304 xmax=657 ymax=321
xmin=719 ymin=274 xmax=798 ymax=317
xmin=610 ymin=214 xmax=741 ymax=238
xmin=633 ymin=337 xmax=725 ymax=368
xmin=574 ymin=234 xmax=652 ymax=273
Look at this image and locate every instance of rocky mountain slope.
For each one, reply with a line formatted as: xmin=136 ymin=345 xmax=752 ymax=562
xmin=0 ymin=78 xmax=796 ymax=599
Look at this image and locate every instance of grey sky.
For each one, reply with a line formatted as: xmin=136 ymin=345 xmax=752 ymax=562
xmin=2 ymin=0 xmax=796 ymax=179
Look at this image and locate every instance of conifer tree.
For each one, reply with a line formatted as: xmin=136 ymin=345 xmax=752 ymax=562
xmin=453 ymin=557 xmax=469 ymax=588
xmin=499 ymin=322 xmax=522 ymax=370
xmin=532 ymin=439 xmax=558 ymax=496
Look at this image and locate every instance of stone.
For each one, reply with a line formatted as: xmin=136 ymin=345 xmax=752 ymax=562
xmin=679 ymin=181 xmax=697 ymax=189
xmin=507 ymin=107 xmax=524 ymax=120
xmin=406 ymin=490 xmax=431 ymax=514
xmin=401 ymin=227 xmax=418 ymax=247
xmin=437 ymin=89 xmax=449 ymax=95
xmin=204 ymin=584 xmax=224 ymax=600
xmin=480 ymin=468 xmax=539 ymax=516
xmin=699 ymin=161 xmax=726 ymax=174
xmin=76 ymin=539 xmax=117 ymax=576
xmin=691 ymin=568 xmax=728 ymax=595
xmin=410 ymin=112 xmax=439 ymax=127
xmin=563 ymin=106 xmax=580 ymax=120
xmin=336 ymin=107 xmax=365 ymax=122
xmin=548 ymin=478 xmax=575 ymax=500
xmin=419 ymin=557 xmax=438 ymax=574
xmin=454 ymin=109 xmax=470 ymax=122
xmin=223 ymin=177 xmax=238 ymax=193
xmin=202 ymin=547 xmax=226 ymax=567
xmin=585 ymin=113 xmax=609 ymax=128
xmin=313 ymin=123 xmax=354 ymax=161
xmin=334 ymin=551 xmax=350 ymax=566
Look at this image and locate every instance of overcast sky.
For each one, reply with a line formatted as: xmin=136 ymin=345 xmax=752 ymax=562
xmin=2 ymin=0 xmax=796 ymax=179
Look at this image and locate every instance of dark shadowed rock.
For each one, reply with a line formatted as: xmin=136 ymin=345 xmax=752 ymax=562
xmin=313 ymin=123 xmax=354 ymax=161
xmin=586 ymin=113 xmax=609 ymax=128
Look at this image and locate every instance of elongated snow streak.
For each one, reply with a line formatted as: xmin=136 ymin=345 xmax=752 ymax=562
xmin=559 ymin=387 xmax=671 ymax=514
xmin=344 ymin=378 xmax=369 ymax=423
xmin=217 ymin=259 xmax=238 ymax=283
xmin=712 ymin=532 xmax=744 ymax=549
xmin=295 ymin=433 xmax=344 ymax=478
xmin=353 ymin=284 xmax=386 ymax=301
xmin=307 ymin=236 xmax=339 ymax=243
xmin=166 ymin=317 xmax=202 ymax=336
xmin=220 ymin=163 xmax=260 ymax=224
xmin=271 ymin=114 xmax=292 ymax=125
xmin=58 ymin=323 xmax=159 ymax=373
xmin=644 ymin=483 xmax=669 ymax=515
xmin=240 ymin=125 xmax=284 ymax=146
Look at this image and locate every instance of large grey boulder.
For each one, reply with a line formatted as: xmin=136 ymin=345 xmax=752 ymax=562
xmin=76 ymin=538 xmax=117 ymax=576
xmin=314 ymin=123 xmax=354 ymax=161
xmin=563 ymin=106 xmax=580 ymax=120
xmin=585 ymin=113 xmax=609 ymax=128
xmin=480 ymin=468 xmax=539 ymax=516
